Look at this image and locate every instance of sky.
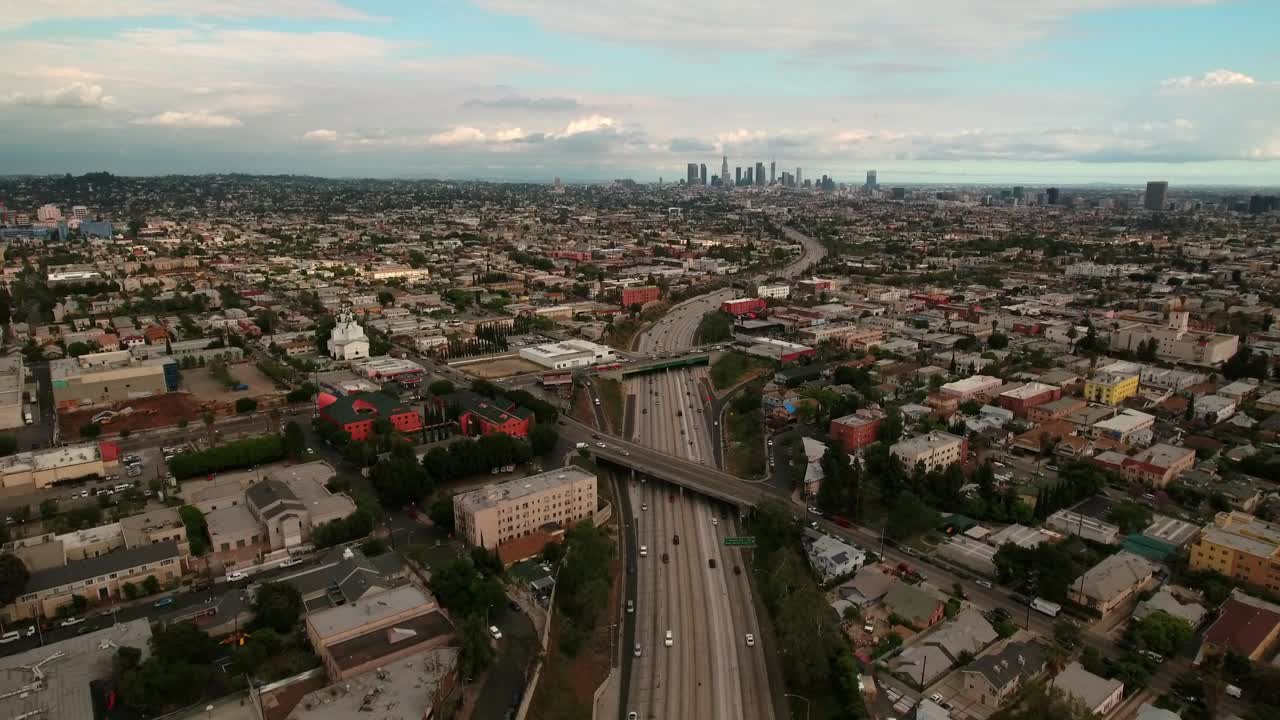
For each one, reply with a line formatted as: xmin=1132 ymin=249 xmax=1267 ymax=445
xmin=1 ymin=0 xmax=1278 ymax=185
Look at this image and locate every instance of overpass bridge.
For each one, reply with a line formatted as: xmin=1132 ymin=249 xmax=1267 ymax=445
xmin=597 ymin=352 xmax=712 ymax=382
xmin=559 ymin=419 xmax=777 ymax=509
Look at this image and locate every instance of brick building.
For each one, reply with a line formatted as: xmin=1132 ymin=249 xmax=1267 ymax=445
xmin=829 ymin=408 xmax=885 ymax=452
xmin=997 ymin=382 xmax=1061 ymax=416
xmin=318 ymin=392 xmax=423 ymax=441
xmin=621 ymin=286 xmax=661 ymax=308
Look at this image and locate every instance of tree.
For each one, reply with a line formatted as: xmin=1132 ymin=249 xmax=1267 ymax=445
xmin=428 ymin=493 xmax=455 ymax=532
xmin=377 ymin=290 xmax=395 ymax=307
xmin=80 ymin=422 xmax=102 ymax=439
xmin=989 ymin=680 xmax=1094 ymax=720
xmin=428 ymin=379 xmax=455 ymax=396
xmin=370 ymin=446 xmax=432 ymax=507
xmin=887 ymin=491 xmax=940 ymax=540
xmin=459 ymin=613 xmax=496 ymax=680
xmin=988 ymin=332 xmax=1009 ymax=350
xmin=1053 ymin=619 xmax=1082 ymax=650
xmin=40 ymin=498 xmax=58 ymax=519
xmin=178 ymin=505 xmax=209 ymax=555
xmin=529 ymin=423 xmax=559 ymax=455
xmin=251 ymin=581 xmax=304 ymax=633
xmin=0 ymin=435 xmax=16 ymax=456
xmin=142 ymin=575 xmax=161 ymax=595
xmin=0 ymin=553 xmax=29 ymax=604
xmin=283 ymin=421 xmax=306 ymax=460
xmin=1128 ymin=611 xmax=1194 ymax=657
xmin=1107 ymin=502 xmax=1154 ymax=534
xmin=881 ymin=406 xmax=904 ymax=444
xmin=67 ymin=341 xmax=93 ymax=357
xmin=235 ymin=397 xmax=258 ymax=414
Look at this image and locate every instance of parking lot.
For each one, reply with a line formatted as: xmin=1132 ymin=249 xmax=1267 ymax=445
xmin=181 ymin=362 xmax=280 ymax=398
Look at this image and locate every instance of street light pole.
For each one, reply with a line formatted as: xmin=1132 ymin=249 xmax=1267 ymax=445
xmin=784 ymin=693 xmax=810 ymax=720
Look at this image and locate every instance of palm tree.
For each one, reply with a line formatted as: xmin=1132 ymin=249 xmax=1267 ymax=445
xmin=202 ymin=411 xmax=216 ymax=445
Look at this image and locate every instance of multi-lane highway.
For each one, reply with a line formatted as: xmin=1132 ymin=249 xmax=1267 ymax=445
xmin=625 ymin=479 xmax=771 ymax=720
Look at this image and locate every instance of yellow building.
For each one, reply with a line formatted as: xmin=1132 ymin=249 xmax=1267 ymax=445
xmin=1083 ymin=371 xmax=1140 ymax=406
xmin=1188 ymin=511 xmax=1280 ymax=592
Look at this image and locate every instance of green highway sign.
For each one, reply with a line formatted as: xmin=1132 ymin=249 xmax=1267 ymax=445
xmin=724 ymin=536 xmax=756 ymax=547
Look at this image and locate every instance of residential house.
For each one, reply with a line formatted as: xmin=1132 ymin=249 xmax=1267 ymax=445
xmin=884 ymin=582 xmax=946 ymax=628
xmin=2 ymin=541 xmax=182 ymax=621
xmin=806 ymin=534 xmax=866 ymax=583
xmin=1055 ymin=661 xmax=1125 ymax=716
xmin=889 ymin=608 xmax=996 ymax=686
xmin=1068 ymin=551 xmax=1157 ymax=615
xmin=961 ymin=640 xmax=1047 ymax=707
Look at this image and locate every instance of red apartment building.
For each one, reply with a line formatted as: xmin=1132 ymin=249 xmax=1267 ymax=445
xmin=998 ymin=382 xmax=1062 ymax=416
xmin=721 ymin=298 xmax=768 ymax=316
xmin=621 ymin=286 xmax=661 ymax=308
xmin=829 ymin=409 xmax=885 ymax=452
xmin=318 ymin=392 xmax=424 ymax=441
xmin=456 ymin=392 xmax=534 ymax=438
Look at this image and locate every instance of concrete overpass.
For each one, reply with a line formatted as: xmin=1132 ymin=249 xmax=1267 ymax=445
xmin=598 ymin=353 xmax=712 ymax=380
xmin=559 ymin=419 xmax=778 ymax=509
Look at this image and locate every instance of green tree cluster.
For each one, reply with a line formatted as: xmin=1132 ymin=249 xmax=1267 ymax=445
xmin=168 ymin=435 xmax=285 ymax=479
xmin=250 ymin=582 xmax=304 ymax=634
xmin=113 ymin=623 xmax=220 ymax=713
xmin=177 ymin=505 xmax=209 ymax=555
xmin=421 ymin=432 xmax=534 ymax=482
xmin=370 ymin=444 xmax=432 ymax=507
xmin=554 ymin=523 xmax=614 ymax=655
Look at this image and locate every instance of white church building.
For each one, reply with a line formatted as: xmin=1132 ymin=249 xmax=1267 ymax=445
xmin=327 ymin=308 xmax=370 ymax=360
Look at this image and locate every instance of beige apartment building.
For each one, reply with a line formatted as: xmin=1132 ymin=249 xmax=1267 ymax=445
xmin=453 ymin=467 xmax=597 ymax=550
xmin=1189 ymin=511 xmax=1280 ymax=592
xmin=305 ymin=585 xmax=453 ymax=681
xmin=0 ymin=442 xmax=108 ymax=490
xmin=3 ymin=541 xmax=182 ymax=621
xmin=890 ymin=432 xmax=968 ymax=474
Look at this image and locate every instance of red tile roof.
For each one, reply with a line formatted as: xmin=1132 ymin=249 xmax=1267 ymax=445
xmin=1202 ymin=596 xmax=1280 ymax=657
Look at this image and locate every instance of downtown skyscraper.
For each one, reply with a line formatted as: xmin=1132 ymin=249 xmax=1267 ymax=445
xmin=721 ymin=156 xmax=729 ymax=189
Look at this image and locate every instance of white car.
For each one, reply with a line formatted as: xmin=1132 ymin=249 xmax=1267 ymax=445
xmin=712 ymin=517 xmax=718 ymax=526
xmin=665 ymin=630 xmax=673 ymax=647
xmin=639 ymin=545 xmax=648 ymax=557
xmin=634 ymin=642 xmax=641 ymax=657
xmin=745 ymin=633 xmax=755 ymax=647
xmin=596 ymin=442 xmax=607 ymax=449
xmin=225 ymin=571 xmax=248 ymax=583
xmin=60 ymin=616 xmax=85 ymax=627
xmin=930 ymin=693 xmax=945 ymax=705
xmin=279 ymin=557 xmax=304 ymax=568
xmin=489 ymin=625 xmax=503 ymax=641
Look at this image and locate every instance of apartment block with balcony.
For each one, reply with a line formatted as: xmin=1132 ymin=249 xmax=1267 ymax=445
xmin=453 ymin=466 xmax=597 ymax=550
xmin=1084 ymin=371 xmax=1140 ymax=406
xmin=890 ymin=432 xmax=967 ymax=474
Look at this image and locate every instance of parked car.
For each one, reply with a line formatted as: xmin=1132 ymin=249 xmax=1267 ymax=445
xmin=279 ymin=557 xmax=304 ymax=568
xmin=745 ymin=633 xmax=755 ymax=647
xmin=153 ymin=597 xmax=174 ymax=608
xmin=60 ymin=616 xmax=85 ymax=627
xmin=0 ymin=631 xmax=20 ymax=644
xmin=489 ymin=625 xmax=503 ymax=641
xmin=225 ymin=571 xmax=248 ymax=583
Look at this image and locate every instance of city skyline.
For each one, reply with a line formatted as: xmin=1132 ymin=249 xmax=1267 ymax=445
xmin=0 ymin=1 xmax=1277 ymax=184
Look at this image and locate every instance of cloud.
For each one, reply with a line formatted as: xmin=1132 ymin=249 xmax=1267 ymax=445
xmin=555 ymin=114 xmax=617 ymax=137
xmin=131 ymin=111 xmax=242 ymax=128
xmin=668 ymin=137 xmax=714 ymax=152
xmin=0 ymin=82 xmax=115 ymax=109
xmin=302 ymin=128 xmax=340 ymax=142
xmin=426 ymin=126 xmax=489 ymax=146
xmin=0 ymin=0 xmax=378 ymax=30
xmin=476 ymin=0 xmax=1218 ymax=56
xmin=463 ymin=95 xmax=582 ymax=111
xmin=1161 ymin=69 xmax=1260 ymax=89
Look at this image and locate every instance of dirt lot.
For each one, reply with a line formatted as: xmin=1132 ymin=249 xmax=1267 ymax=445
xmin=181 ymin=362 xmax=281 ymax=398
xmin=459 ymin=356 xmax=544 ymax=379
xmin=59 ymin=392 xmax=210 ymax=438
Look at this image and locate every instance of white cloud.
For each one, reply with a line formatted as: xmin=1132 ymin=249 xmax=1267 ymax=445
xmin=427 ymin=126 xmax=489 ymax=146
xmin=0 ymin=0 xmax=378 ymax=30
xmin=0 ymin=82 xmax=115 ymax=109
xmin=493 ymin=128 xmax=530 ymax=142
xmin=556 ymin=114 xmax=617 ymax=137
xmin=131 ymin=110 xmax=242 ymax=128
xmin=302 ymin=128 xmax=340 ymax=142
xmin=476 ymin=0 xmax=1219 ymax=55
xmin=1161 ymin=69 xmax=1259 ymax=89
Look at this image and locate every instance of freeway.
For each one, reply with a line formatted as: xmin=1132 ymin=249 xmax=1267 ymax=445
xmin=778 ymin=226 xmax=826 ymax=279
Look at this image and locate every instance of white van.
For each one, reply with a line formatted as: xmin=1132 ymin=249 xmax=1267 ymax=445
xmin=664 ymin=630 xmax=673 ymax=647
xmin=0 ymin=630 xmax=20 ymax=644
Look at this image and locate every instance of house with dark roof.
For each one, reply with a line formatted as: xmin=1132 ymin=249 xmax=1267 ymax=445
xmin=453 ymin=390 xmax=534 ymax=438
xmin=318 ymin=391 xmax=423 ymax=441
xmin=884 ymin=581 xmax=946 ymax=628
xmin=1196 ymin=590 xmax=1280 ymax=664
xmin=2 ymin=541 xmax=182 ymax=621
xmin=961 ymin=640 xmax=1047 ymax=707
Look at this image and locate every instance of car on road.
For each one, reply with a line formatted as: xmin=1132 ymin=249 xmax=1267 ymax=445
xmin=489 ymin=625 xmax=503 ymax=641
xmin=153 ymin=597 xmax=174 ymax=608
xmin=634 ymin=643 xmax=641 ymax=657
xmin=225 ymin=571 xmax=248 ymax=583
xmin=60 ymin=616 xmax=85 ymax=627
xmin=807 ymin=507 xmax=822 ymax=516
xmin=745 ymin=633 xmax=755 ymax=647
xmin=0 ymin=631 xmax=20 ymax=644
xmin=596 ymin=442 xmax=607 ymax=449
xmin=641 ymin=503 xmax=647 ymax=511
xmin=976 ymin=579 xmax=994 ymax=589
xmin=708 ymin=558 xmax=717 ymax=569
xmin=24 ymin=625 xmax=35 ymax=637
xmin=665 ymin=630 xmax=673 ymax=647
xmin=626 ymin=600 xmax=634 ymax=613
xmin=621 ymin=450 xmax=630 ymax=456
xmin=672 ymin=534 xmax=679 ymax=545
xmin=711 ymin=517 xmax=718 ymax=526
xmin=279 ymin=557 xmax=304 ymax=568
xmin=628 ymin=713 xmax=638 ymax=720
xmin=930 ymin=693 xmax=944 ymax=705
xmin=639 ymin=545 xmax=648 ymax=557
